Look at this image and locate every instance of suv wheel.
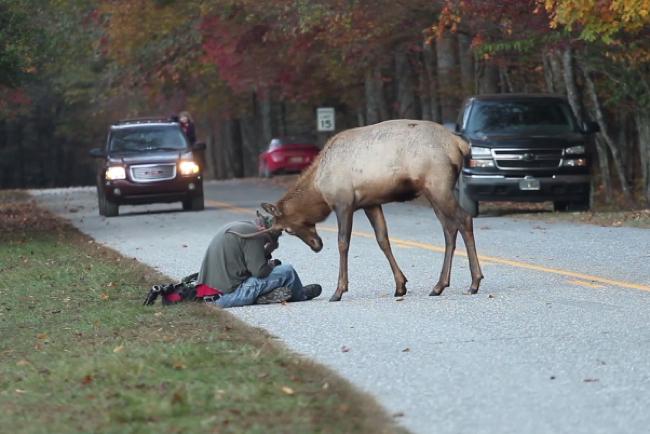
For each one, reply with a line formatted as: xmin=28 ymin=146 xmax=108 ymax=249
xmin=456 ymin=176 xmax=479 ymax=217
xmin=98 ymin=192 xmax=119 ymax=217
xmin=183 ymin=194 xmax=204 ymax=211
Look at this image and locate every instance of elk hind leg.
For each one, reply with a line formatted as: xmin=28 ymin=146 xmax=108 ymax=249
xmin=364 ymin=205 xmax=407 ymax=297
xmin=458 ymin=210 xmax=483 ymax=294
xmin=429 ymin=209 xmax=458 ymax=296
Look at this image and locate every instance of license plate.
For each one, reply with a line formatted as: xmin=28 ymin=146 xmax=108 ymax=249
xmin=290 ymin=156 xmax=304 ymax=163
xmin=519 ymin=178 xmax=540 ymax=191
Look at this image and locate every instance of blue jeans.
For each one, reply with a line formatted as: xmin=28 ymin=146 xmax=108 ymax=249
xmin=215 ymin=264 xmax=306 ymax=308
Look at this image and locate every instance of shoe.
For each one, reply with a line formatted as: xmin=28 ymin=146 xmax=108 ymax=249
xmin=256 ymin=286 xmax=292 ymax=304
xmin=301 ymin=284 xmax=322 ymax=300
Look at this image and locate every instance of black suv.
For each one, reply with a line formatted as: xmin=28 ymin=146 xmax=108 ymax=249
xmin=453 ymin=94 xmax=599 ymax=216
xmin=89 ymin=118 xmax=206 ymax=217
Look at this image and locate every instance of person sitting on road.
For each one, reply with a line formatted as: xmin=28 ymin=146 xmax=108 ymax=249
xmin=197 ymin=212 xmax=322 ymax=308
xmin=178 ymin=110 xmax=197 ymax=145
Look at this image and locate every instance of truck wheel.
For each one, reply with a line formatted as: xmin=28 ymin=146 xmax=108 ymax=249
xmin=97 ymin=191 xmax=105 ymax=217
xmin=103 ymin=196 xmax=119 ymax=217
xmin=553 ymin=201 xmax=569 ymax=212
xmin=183 ymin=194 xmax=204 ymax=211
xmin=456 ymin=176 xmax=479 ymax=217
xmin=567 ymin=193 xmax=592 ymax=212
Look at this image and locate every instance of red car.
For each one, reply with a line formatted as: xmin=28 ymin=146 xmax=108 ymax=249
xmin=258 ymin=137 xmax=320 ymax=177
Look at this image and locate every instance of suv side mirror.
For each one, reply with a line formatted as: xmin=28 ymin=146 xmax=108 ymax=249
xmin=89 ymin=148 xmax=105 ymax=158
xmin=582 ymin=121 xmax=600 ymax=134
xmin=192 ymin=142 xmax=206 ymax=151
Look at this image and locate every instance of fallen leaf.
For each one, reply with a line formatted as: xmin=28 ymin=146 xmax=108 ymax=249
xmin=402 ymin=347 xmax=410 ymax=352
xmin=81 ymin=375 xmax=94 ymax=385
xmin=173 ymin=361 xmax=186 ymax=370
xmin=182 ymin=244 xmax=188 ymax=248
xmin=113 ymin=345 xmax=124 ymax=353
xmin=16 ymin=359 xmax=30 ymax=366
xmin=15 ymin=389 xmax=26 ymax=394
xmin=322 ymin=382 xmax=329 ymax=390
xmin=392 ymin=411 xmax=405 ymax=418
xmin=341 ymin=346 xmax=351 ymax=353
xmin=106 ymin=282 xmax=115 ymax=288
xmin=100 ymin=293 xmax=109 ymax=301
xmin=488 ymin=294 xmax=495 ymax=299
xmin=583 ymin=378 xmax=599 ymax=383
xmin=395 ymin=297 xmax=404 ymax=302
xmin=36 ymin=333 xmax=48 ymax=340
xmin=281 ymin=386 xmax=294 ymax=395
xmin=154 ymin=312 xmax=163 ymax=317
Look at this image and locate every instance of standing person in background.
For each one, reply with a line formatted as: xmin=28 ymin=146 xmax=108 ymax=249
xmin=178 ymin=111 xmax=196 ymax=145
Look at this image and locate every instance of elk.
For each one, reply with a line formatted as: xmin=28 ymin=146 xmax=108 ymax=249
xmin=251 ymin=119 xmax=483 ymax=301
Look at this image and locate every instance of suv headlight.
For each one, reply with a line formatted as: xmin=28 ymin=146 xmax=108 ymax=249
xmin=179 ymin=161 xmax=200 ymax=175
xmin=565 ymin=145 xmax=585 ymax=155
xmin=105 ymin=166 xmax=126 ymax=180
xmin=471 ymin=146 xmax=492 ymax=158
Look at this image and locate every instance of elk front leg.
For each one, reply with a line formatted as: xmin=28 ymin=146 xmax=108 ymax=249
xmin=331 ymin=206 xmax=354 ymax=302
xmin=363 ymin=205 xmax=407 ymax=297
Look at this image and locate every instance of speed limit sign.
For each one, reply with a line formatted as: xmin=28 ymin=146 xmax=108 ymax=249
xmin=317 ymin=107 xmax=335 ymax=132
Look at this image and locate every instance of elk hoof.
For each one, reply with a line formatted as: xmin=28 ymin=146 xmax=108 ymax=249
xmin=394 ymin=286 xmax=407 ymax=297
xmin=464 ymin=287 xmax=479 ymax=295
xmin=329 ymin=292 xmax=342 ymax=302
xmin=429 ymin=285 xmax=446 ymax=296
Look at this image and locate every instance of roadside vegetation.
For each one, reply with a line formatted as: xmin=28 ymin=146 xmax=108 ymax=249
xmin=0 ymin=191 xmax=405 ymax=434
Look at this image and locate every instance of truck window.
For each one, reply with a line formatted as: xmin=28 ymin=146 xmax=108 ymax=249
xmin=466 ymin=100 xmax=577 ymax=134
xmin=109 ymin=125 xmax=188 ymax=152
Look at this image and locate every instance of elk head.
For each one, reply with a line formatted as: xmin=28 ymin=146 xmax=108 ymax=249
xmin=261 ymin=202 xmax=323 ymax=252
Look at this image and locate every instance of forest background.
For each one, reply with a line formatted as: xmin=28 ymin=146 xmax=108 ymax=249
xmin=1 ymin=0 xmax=649 ymax=206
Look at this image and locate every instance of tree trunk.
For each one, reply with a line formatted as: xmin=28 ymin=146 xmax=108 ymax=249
xmin=542 ymin=50 xmax=555 ymax=92
xmin=499 ymin=64 xmax=514 ymax=93
xmin=394 ymin=46 xmax=418 ymax=118
xmin=364 ymin=64 xmax=389 ymax=125
xmin=561 ymin=47 xmax=584 ymax=124
xmin=595 ymin=135 xmax=613 ymax=202
xmin=583 ymin=69 xmax=632 ymax=202
xmin=436 ymin=31 xmax=459 ymax=122
xmin=422 ymin=41 xmax=441 ymax=122
xmin=636 ymin=110 xmax=650 ymax=202
xmin=479 ymin=60 xmax=499 ymax=94
xmin=548 ymin=49 xmax=566 ymax=94
xmin=458 ymin=33 xmax=474 ymax=97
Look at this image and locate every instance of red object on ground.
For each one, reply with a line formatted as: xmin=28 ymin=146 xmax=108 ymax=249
xmin=195 ymin=284 xmax=223 ymax=298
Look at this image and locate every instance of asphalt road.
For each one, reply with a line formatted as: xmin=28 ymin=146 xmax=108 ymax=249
xmin=34 ymin=180 xmax=650 ymax=434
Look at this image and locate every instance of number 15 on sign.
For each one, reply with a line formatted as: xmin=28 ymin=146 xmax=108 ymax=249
xmin=317 ymin=107 xmax=335 ymax=132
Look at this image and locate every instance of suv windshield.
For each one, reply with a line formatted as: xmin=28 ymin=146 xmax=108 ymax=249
xmin=109 ymin=125 xmax=188 ymax=152
xmin=467 ymin=100 xmax=577 ymax=134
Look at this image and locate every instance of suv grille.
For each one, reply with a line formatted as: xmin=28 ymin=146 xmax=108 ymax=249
xmin=130 ymin=164 xmax=176 ymax=183
xmin=492 ymin=148 xmax=562 ymax=170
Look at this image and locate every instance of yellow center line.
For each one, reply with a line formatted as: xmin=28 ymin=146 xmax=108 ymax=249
xmin=567 ymin=280 xmax=605 ymax=289
xmin=206 ymin=199 xmax=650 ymax=293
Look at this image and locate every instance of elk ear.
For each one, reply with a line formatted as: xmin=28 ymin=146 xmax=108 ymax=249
xmin=261 ymin=202 xmax=282 ymax=217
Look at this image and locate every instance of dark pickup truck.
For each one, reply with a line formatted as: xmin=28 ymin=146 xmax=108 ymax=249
xmin=452 ymin=94 xmax=599 ymax=216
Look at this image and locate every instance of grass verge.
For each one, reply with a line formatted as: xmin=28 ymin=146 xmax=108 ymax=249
xmin=0 ymin=191 xmax=406 ymax=434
